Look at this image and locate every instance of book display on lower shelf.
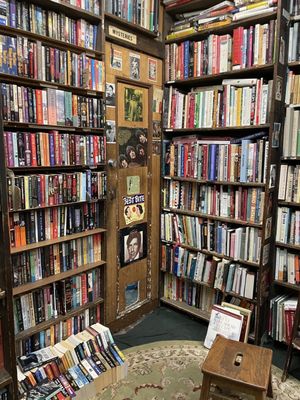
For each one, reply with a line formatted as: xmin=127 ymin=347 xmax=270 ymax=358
xmin=160 ymin=0 xmax=289 ymax=344
xmin=16 ymin=323 xmax=127 ymax=400
xmin=0 ymin=0 xmax=109 ymax=397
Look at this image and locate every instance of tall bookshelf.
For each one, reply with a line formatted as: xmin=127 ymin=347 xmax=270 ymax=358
xmin=270 ymin=0 xmax=300 ymax=344
xmin=0 ymin=0 xmax=106 ymax=396
xmin=160 ymin=0 xmax=289 ymax=344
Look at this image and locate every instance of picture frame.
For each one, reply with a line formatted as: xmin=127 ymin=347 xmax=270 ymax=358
xmin=119 ymin=223 xmax=147 ymax=267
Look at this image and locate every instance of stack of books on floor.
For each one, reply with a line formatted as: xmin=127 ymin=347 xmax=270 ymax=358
xmin=165 ymin=0 xmax=278 ymax=40
xmin=17 ymin=323 xmax=127 ymax=399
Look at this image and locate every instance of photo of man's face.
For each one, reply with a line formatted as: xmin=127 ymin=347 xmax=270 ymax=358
xmin=125 ymin=229 xmax=142 ymax=262
xmin=120 ymin=223 xmax=147 ymax=267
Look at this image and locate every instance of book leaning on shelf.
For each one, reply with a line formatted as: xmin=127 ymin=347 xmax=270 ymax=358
xmin=163 ymin=79 xmax=273 ymax=129
xmin=16 ymin=323 xmax=127 ymax=399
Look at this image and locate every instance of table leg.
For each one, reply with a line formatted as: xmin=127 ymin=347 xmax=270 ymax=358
xmin=200 ymin=375 xmax=211 ymax=400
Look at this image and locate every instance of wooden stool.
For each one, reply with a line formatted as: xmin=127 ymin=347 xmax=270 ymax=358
xmin=200 ymin=335 xmax=273 ymax=400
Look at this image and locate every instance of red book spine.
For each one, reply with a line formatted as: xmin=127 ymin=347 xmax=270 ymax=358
xmin=232 ymin=27 xmax=243 ymax=68
xmin=81 ymin=274 xmax=88 ymax=304
xmin=202 ymin=145 xmax=208 ymax=180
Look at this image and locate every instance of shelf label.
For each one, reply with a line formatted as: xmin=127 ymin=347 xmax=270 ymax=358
xmin=108 ymin=25 xmax=137 ymax=45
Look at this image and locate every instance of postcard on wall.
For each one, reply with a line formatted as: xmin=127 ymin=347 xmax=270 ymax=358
xmin=272 ymin=122 xmax=281 ymax=148
xmin=106 ymin=82 xmax=116 ymax=107
xmin=110 ymin=48 xmax=123 ymax=70
xmin=127 ymin=176 xmax=140 ymax=195
xmin=153 ymin=87 xmax=163 ymax=113
xmin=148 ymin=58 xmax=157 ymax=82
xmin=123 ymin=193 xmax=145 ymax=225
xmin=269 ymin=164 xmax=276 ymax=188
xmin=119 ymin=223 xmax=147 ymax=267
xmin=129 ymin=53 xmax=140 ymax=80
xmin=125 ymin=281 xmax=140 ymax=309
xmin=118 ymin=127 xmax=147 ymax=168
xmin=106 ymin=120 xmax=116 ymax=143
xmin=153 ymin=120 xmax=162 ymax=140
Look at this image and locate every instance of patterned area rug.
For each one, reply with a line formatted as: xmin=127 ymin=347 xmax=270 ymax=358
xmin=94 ymin=340 xmax=300 ymax=400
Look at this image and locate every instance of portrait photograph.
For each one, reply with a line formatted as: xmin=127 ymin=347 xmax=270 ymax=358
xmin=124 ymin=88 xmax=143 ymax=122
xmin=106 ymin=120 xmax=116 ymax=143
xmin=129 ymin=53 xmax=140 ymax=80
xmin=118 ymin=127 xmax=148 ymax=168
xmin=120 ymin=223 xmax=147 ymax=267
xmin=106 ymin=82 xmax=116 ymax=107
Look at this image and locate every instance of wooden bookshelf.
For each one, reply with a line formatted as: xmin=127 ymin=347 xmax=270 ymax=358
xmin=165 ymin=64 xmax=274 ymax=87
xmin=162 ymin=207 xmax=263 ymax=228
xmin=160 ymin=296 xmax=211 ymax=321
xmin=274 ymin=280 xmax=300 ymax=291
xmin=0 ymin=73 xmax=104 ymax=97
xmin=15 ymin=297 xmax=104 ymax=341
xmin=275 ymin=242 xmax=300 ymax=251
xmin=277 ymin=201 xmax=300 ymax=207
xmin=0 ymin=1 xmax=107 ymax=395
xmin=10 ymin=227 xmax=106 ymax=254
xmin=13 ymin=260 xmax=106 ymax=296
xmin=161 ymin=0 xmax=288 ymax=345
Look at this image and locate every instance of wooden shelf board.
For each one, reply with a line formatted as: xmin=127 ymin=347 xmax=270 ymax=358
xmin=288 ymin=61 xmax=300 ymax=69
xmin=3 ymin=122 xmax=104 ymax=133
xmin=9 ymin=164 xmax=105 ymax=173
xmin=165 ymin=11 xmax=277 ymax=43
xmin=281 ymin=156 xmax=300 ymax=161
xmin=275 ymin=242 xmax=300 ymax=251
xmin=165 ymin=0 xmax=222 ymax=15
xmin=163 ymin=124 xmax=270 ymax=133
xmin=11 ymin=227 xmax=106 ymax=254
xmin=161 ymin=270 xmax=213 ymax=289
xmin=0 ymin=369 xmax=13 ymax=389
xmin=0 ymin=25 xmax=104 ymax=59
xmin=291 ymin=14 xmax=300 ymax=21
xmin=105 ymin=12 xmax=159 ymax=38
xmin=163 ymin=207 xmax=262 ymax=228
xmin=163 ymin=176 xmax=265 ymax=187
xmin=278 ymin=201 xmax=300 ymax=207
xmin=29 ymin=0 xmax=102 ymax=23
xmin=274 ymin=280 xmax=300 ymax=291
xmin=0 ymin=73 xmax=104 ymax=96
xmin=165 ymin=64 xmax=274 ymax=86
xmin=9 ymin=199 xmax=104 ymax=213
xmin=15 ymin=297 xmax=104 ymax=341
xmin=160 ymin=297 xmax=211 ymax=321
xmin=13 ymin=260 xmax=106 ymax=296
xmin=161 ymin=239 xmax=260 ymax=268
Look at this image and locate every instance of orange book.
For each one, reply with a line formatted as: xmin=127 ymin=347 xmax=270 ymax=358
xmin=35 ymin=89 xmax=43 ymax=125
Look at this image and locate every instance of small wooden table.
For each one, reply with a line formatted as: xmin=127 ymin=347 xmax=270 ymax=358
xmin=200 ymin=336 xmax=273 ymax=400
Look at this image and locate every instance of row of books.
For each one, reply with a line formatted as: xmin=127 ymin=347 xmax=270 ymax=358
xmin=0 ymin=35 xmax=105 ymax=91
xmin=0 ymin=0 xmax=99 ymax=50
xmin=282 ymin=108 xmax=300 ymax=158
xmin=214 ymin=261 xmax=256 ymax=299
xmin=4 ymin=131 xmax=106 ymax=168
xmin=12 ymin=233 xmax=103 ymax=287
xmin=276 ymin=207 xmax=300 ymax=245
xmin=17 ymin=304 xmax=101 ymax=356
xmin=161 ymin=245 xmax=217 ymax=286
xmin=10 ymin=203 xmax=102 ymax=248
xmin=163 ymin=272 xmax=219 ymax=312
xmin=8 ymin=171 xmax=107 ymax=211
xmin=285 ymin=72 xmax=300 ymax=106
xmin=268 ymin=295 xmax=297 ymax=342
xmin=164 ymin=79 xmax=272 ymax=129
xmin=275 ymin=248 xmax=300 ymax=285
xmin=1 ymin=84 xmax=105 ymax=127
xmin=278 ymin=164 xmax=300 ymax=204
xmin=0 ymin=390 xmax=7 ymax=400
xmin=162 ymin=135 xmax=269 ymax=184
xmin=288 ymin=22 xmax=300 ymax=63
xmin=165 ymin=22 xmax=276 ymax=81
xmin=162 ymin=179 xmax=264 ymax=224
xmin=161 ymin=213 xmax=262 ymax=263
xmin=14 ymin=270 xmax=102 ymax=333
xmin=290 ymin=0 xmax=300 ymax=15
xmin=105 ymin=0 xmax=159 ymax=32
xmin=17 ymin=323 xmax=126 ymax=398
xmin=165 ymin=0 xmax=277 ymax=41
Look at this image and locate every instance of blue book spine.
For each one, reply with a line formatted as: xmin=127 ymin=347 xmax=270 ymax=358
xmin=209 ymin=144 xmax=216 ymax=181
xmin=2 ymin=36 xmax=8 ymax=74
xmin=49 ymin=133 xmax=55 ymax=166
xmin=173 ymin=245 xmax=179 ymax=276
xmin=217 ymin=224 xmax=222 ymax=254
xmin=240 ymin=140 xmax=250 ymax=182
xmin=184 ymin=41 xmax=189 ymax=79
xmin=10 ymin=0 xmax=16 ymax=27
